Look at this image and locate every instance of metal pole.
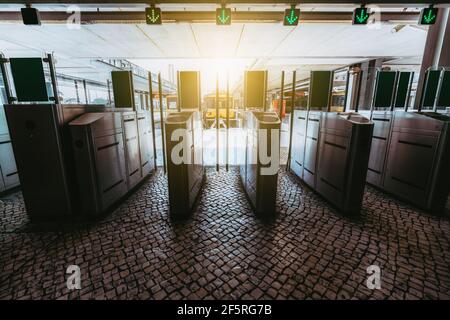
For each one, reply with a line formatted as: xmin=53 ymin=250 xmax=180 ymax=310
xmin=107 ymin=79 xmax=112 ymax=105
xmin=0 ymin=53 xmax=14 ymax=104
xmin=342 ymin=69 xmax=350 ymax=112
xmin=226 ymin=72 xmax=230 ymax=172
xmin=354 ymin=69 xmax=363 ymax=113
xmin=286 ymin=70 xmax=296 ymax=172
xmin=148 ymin=72 xmax=157 ymax=169
xmin=278 ymin=71 xmax=285 ymax=118
xmin=158 ymin=72 xmax=166 ymax=174
xmin=433 ymin=68 xmax=445 ymax=112
xmin=83 ymin=79 xmax=88 ymax=104
xmin=176 ymin=71 xmax=181 ymax=112
xmin=74 ymin=80 xmax=80 ymax=104
xmin=405 ymin=71 xmax=414 ymax=112
xmin=216 ymin=73 xmax=219 ymax=172
xmin=418 ymin=68 xmax=431 ymax=112
xmin=390 ymin=71 xmax=399 ymax=112
xmin=327 ymin=71 xmax=333 ymax=112
xmin=46 ymin=53 xmax=60 ymax=104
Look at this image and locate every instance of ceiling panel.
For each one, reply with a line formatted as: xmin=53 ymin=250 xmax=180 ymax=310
xmin=236 ymin=23 xmax=294 ymax=57
xmin=190 ymin=23 xmax=244 ymax=58
xmin=273 ymin=23 xmax=427 ymax=58
xmin=138 ymin=23 xmax=200 ymax=57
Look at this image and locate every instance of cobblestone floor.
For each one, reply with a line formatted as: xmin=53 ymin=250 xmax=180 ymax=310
xmin=0 ymin=167 xmax=449 ymax=300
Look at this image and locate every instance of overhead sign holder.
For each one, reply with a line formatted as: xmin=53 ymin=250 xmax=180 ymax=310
xmin=419 ymin=5 xmax=438 ymax=25
xmin=145 ymin=5 xmax=162 ymax=25
xmin=21 ymin=4 xmax=41 ymax=25
xmin=284 ymin=5 xmax=300 ymax=26
xmin=216 ymin=5 xmax=231 ymax=25
xmin=352 ymin=5 xmax=370 ymax=25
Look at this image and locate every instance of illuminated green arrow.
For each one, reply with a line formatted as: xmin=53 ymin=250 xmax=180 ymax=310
xmin=147 ymin=9 xmax=160 ymax=23
xmin=356 ymin=10 xmax=369 ymax=23
xmin=218 ymin=9 xmax=230 ymax=24
xmin=423 ymin=10 xmax=436 ymax=24
xmin=285 ymin=9 xmax=299 ymax=25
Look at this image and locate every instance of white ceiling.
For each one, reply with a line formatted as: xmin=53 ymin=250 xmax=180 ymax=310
xmin=0 ymin=16 xmax=428 ymax=92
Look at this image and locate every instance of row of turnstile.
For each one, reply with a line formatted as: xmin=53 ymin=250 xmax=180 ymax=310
xmin=361 ymin=110 xmax=450 ymax=214
xmin=2 ymin=63 xmax=449 ymax=221
xmin=5 ymin=103 xmax=155 ymax=219
xmin=288 ymin=109 xmax=450 ymax=215
xmin=290 ymin=110 xmax=374 ymax=215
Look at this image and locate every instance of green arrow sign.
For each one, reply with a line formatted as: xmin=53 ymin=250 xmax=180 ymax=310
xmin=420 ymin=7 xmax=438 ymax=25
xmin=352 ymin=7 xmax=370 ymax=25
xmin=145 ymin=7 xmax=162 ymax=25
xmin=284 ymin=8 xmax=300 ymax=26
xmin=216 ymin=8 xmax=231 ymax=25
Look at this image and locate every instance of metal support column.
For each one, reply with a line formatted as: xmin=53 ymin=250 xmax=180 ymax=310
xmin=148 ymin=72 xmax=157 ymax=169
xmin=74 ymin=80 xmax=80 ymax=104
xmin=405 ymin=72 xmax=414 ymax=111
xmin=0 ymin=53 xmax=14 ymax=104
xmin=158 ymin=72 xmax=166 ymax=173
xmin=286 ymin=70 xmax=296 ymax=172
xmin=83 ymin=79 xmax=88 ymax=104
xmin=278 ymin=71 xmax=285 ymax=118
xmin=107 ymin=79 xmax=112 ymax=105
xmin=216 ymin=73 xmax=219 ymax=172
xmin=45 ymin=53 xmax=60 ymax=104
xmin=226 ymin=72 xmax=230 ymax=172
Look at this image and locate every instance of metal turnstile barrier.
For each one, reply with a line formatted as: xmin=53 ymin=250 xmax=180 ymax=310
xmin=4 ymin=103 xmax=92 ymax=218
xmin=165 ymin=110 xmax=204 ymax=219
xmin=382 ymin=111 xmax=450 ymax=213
xmin=316 ymin=112 xmax=373 ymax=215
xmin=290 ymin=111 xmax=373 ymax=215
xmin=122 ymin=112 xmax=142 ymax=190
xmin=137 ymin=111 xmax=155 ymax=177
xmin=361 ymin=69 xmax=450 ymax=214
xmin=0 ymin=132 xmax=20 ymax=193
xmin=240 ymin=110 xmax=281 ymax=217
xmin=5 ymin=103 xmax=155 ymax=219
xmin=365 ymin=110 xmax=394 ymax=188
xmin=70 ymin=112 xmax=128 ymax=215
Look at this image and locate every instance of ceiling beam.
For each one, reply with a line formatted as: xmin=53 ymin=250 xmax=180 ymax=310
xmin=0 ymin=10 xmax=421 ymax=23
xmin=0 ymin=1 xmax=447 ymax=4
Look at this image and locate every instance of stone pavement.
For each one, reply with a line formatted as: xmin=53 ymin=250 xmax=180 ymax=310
xmin=0 ymin=167 xmax=449 ymax=300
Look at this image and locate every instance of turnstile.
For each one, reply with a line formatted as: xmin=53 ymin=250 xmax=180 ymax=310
xmin=4 ymin=103 xmax=155 ymax=219
xmin=379 ymin=111 xmax=450 ymax=214
xmin=4 ymin=104 xmax=89 ymax=218
xmin=290 ymin=111 xmax=373 ymax=215
xmin=240 ymin=111 xmax=281 ymax=217
xmin=316 ymin=113 xmax=373 ymax=215
xmin=165 ymin=111 xmax=203 ymax=219
xmin=70 ymin=112 xmax=128 ymax=215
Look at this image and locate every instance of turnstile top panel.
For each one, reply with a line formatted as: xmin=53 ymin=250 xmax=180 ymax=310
xmin=69 ymin=112 xmax=123 ymax=137
xmin=417 ymin=112 xmax=450 ymax=122
xmin=337 ymin=112 xmax=372 ymax=125
xmin=165 ymin=111 xmax=195 ymax=124
xmin=69 ymin=112 xmax=105 ymax=126
xmin=122 ymin=111 xmax=137 ymax=120
xmin=250 ymin=111 xmax=280 ymax=124
xmin=392 ymin=111 xmax=447 ymax=133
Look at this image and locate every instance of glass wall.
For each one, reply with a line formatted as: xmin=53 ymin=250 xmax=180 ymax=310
xmin=55 ymin=75 xmax=111 ymax=106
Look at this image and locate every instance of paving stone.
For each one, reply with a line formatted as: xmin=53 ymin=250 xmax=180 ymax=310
xmin=0 ymin=167 xmax=449 ymax=300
